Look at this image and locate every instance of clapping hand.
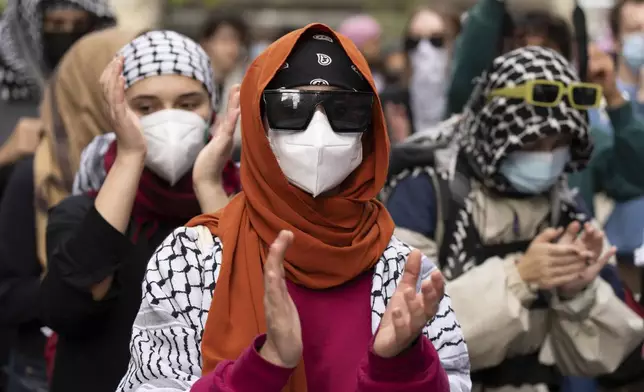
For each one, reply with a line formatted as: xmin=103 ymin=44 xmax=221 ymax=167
xmin=373 ymin=250 xmax=444 ymax=358
xmin=259 ymin=231 xmax=303 ymax=369
xmin=516 ymin=227 xmax=591 ymax=290
xmin=193 ymin=85 xmax=240 ymax=187
xmin=100 ymin=55 xmax=145 ymax=156
xmin=557 ymin=221 xmax=616 ymax=297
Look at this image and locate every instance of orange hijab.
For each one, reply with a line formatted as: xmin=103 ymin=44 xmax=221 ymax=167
xmin=187 ymin=23 xmax=394 ymax=391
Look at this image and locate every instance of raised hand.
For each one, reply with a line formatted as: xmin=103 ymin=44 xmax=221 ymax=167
xmin=259 ymin=230 xmax=303 ymax=368
xmin=516 ymin=227 xmax=591 ymax=290
xmin=100 ymin=55 xmax=145 ymax=155
xmin=192 ymin=84 xmax=240 ymax=187
xmin=587 ymin=44 xmax=623 ymax=108
xmin=373 ymin=250 xmax=444 ymax=358
xmin=558 ymin=221 xmax=616 ymax=297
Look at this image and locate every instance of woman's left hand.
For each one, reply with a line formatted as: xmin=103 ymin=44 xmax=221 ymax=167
xmin=192 ymin=85 xmax=240 ymax=187
xmin=373 ymin=250 xmax=445 ymax=358
xmin=558 ymin=221 xmax=616 ymax=297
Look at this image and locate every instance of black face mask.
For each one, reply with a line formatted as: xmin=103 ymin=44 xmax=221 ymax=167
xmin=42 ymin=31 xmax=87 ymax=70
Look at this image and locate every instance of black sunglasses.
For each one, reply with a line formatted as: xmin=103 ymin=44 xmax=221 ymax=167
xmin=262 ymin=89 xmax=374 ymax=133
xmin=404 ymin=35 xmax=445 ymax=51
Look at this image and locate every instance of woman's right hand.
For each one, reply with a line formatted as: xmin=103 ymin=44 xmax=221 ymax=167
xmin=517 ymin=227 xmax=591 ymax=290
xmin=259 ymin=230 xmax=303 ymax=369
xmin=100 ymin=56 xmax=145 ymax=156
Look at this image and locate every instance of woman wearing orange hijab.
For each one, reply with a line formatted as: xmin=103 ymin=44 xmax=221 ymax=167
xmin=116 ymin=24 xmax=470 ymax=392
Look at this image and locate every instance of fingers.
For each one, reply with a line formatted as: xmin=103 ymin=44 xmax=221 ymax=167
xmin=546 ymin=244 xmax=584 ymax=258
xmin=546 ymin=273 xmax=581 ymax=289
xmin=550 ymin=261 xmax=586 ymax=277
xmin=400 ymin=250 xmax=422 ymax=288
xmin=586 ymin=225 xmax=605 ymax=249
xmin=591 ymin=246 xmax=616 ymax=272
xmin=569 ymin=245 xmax=615 ymax=287
xmin=533 ymin=227 xmax=564 ymax=244
xmin=214 ymin=86 xmax=241 ymax=140
xmin=558 ymin=221 xmax=581 ymax=245
xmin=264 ymin=231 xmax=294 ymax=303
xmin=430 ymin=270 xmax=445 ymax=297
xmin=421 ymin=271 xmax=443 ymax=318
xmin=392 ymin=305 xmax=410 ymax=342
xmin=403 ymin=287 xmax=422 ymax=317
xmin=228 ymin=84 xmax=241 ymax=110
xmin=102 ymin=56 xmax=126 ymax=120
xmin=265 ymin=230 xmax=293 ymax=277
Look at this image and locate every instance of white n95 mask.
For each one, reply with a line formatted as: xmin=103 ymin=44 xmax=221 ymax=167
xmin=140 ymin=109 xmax=207 ymax=186
xmin=268 ymin=110 xmax=363 ymax=197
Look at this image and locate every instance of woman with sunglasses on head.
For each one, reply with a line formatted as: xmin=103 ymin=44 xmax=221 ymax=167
xmin=380 ymin=6 xmax=461 ymax=144
xmin=446 ymin=0 xmax=644 ymax=226
xmin=116 ymin=24 xmax=471 ymax=392
xmin=39 ymin=30 xmax=240 ymax=392
xmin=384 ymin=46 xmax=644 ymax=392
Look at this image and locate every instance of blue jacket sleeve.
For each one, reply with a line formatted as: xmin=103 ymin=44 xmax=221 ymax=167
xmin=385 ymin=173 xmax=437 ymax=238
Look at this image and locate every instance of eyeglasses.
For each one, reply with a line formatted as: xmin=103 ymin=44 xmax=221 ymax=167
xmin=262 ymin=89 xmax=374 ymax=133
xmin=404 ymin=35 xmax=445 ymax=51
xmin=487 ymin=80 xmax=603 ymax=110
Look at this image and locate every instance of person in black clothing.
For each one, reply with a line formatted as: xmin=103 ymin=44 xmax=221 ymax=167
xmin=0 ymin=0 xmax=116 ymax=204
xmin=0 ymin=157 xmax=44 ymax=392
xmin=0 ymin=28 xmax=137 ymax=392
xmin=40 ymin=30 xmax=241 ymax=392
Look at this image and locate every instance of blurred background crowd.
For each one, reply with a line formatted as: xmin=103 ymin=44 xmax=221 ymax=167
xmin=2 ymin=0 xmax=644 ymax=392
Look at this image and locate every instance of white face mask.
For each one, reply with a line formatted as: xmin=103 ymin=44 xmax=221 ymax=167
xmin=268 ymin=110 xmax=363 ymax=198
xmin=140 ymin=109 xmax=207 ymax=186
xmin=409 ymin=39 xmax=449 ymax=131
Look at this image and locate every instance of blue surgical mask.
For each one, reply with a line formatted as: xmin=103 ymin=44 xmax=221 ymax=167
xmin=622 ymin=33 xmax=644 ymax=72
xmin=499 ymin=147 xmax=570 ymax=194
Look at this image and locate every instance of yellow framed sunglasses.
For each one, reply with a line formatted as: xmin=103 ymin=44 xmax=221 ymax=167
xmin=488 ymin=80 xmax=603 ymax=109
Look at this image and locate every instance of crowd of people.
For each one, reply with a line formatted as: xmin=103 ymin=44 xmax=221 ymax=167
xmin=1 ymin=0 xmax=644 ymax=392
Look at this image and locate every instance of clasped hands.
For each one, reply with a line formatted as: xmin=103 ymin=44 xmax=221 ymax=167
xmin=517 ymin=221 xmax=615 ymax=298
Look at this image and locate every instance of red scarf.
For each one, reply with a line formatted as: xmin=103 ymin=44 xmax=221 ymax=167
xmin=89 ymin=142 xmax=240 ymax=241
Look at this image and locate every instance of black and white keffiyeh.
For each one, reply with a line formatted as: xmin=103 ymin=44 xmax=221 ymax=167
xmin=0 ymin=0 xmax=115 ymax=101
xmin=457 ymin=46 xmax=592 ymax=193
xmin=119 ymin=30 xmax=218 ymax=111
xmin=382 ymin=46 xmax=589 ymax=280
xmin=115 ymin=228 xmax=471 ymax=392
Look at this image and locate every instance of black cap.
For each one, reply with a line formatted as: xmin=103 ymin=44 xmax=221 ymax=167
xmin=266 ymin=30 xmax=371 ymax=92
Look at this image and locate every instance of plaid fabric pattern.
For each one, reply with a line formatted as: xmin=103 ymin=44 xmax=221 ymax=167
xmin=119 ymin=30 xmax=217 ymax=111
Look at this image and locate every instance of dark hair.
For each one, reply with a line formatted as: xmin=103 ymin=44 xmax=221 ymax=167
xmin=610 ymin=0 xmax=644 ymax=38
xmin=513 ymin=11 xmax=573 ymax=60
xmin=198 ymin=11 xmax=249 ymax=48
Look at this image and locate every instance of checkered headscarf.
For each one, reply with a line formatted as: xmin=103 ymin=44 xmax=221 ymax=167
xmin=119 ymin=30 xmax=217 ymax=111
xmin=0 ymin=0 xmax=115 ymax=101
xmin=457 ymin=46 xmax=592 ymax=192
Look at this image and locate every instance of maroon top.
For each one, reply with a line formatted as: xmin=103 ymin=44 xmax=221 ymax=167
xmin=191 ymin=273 xmax=449 ymax=392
